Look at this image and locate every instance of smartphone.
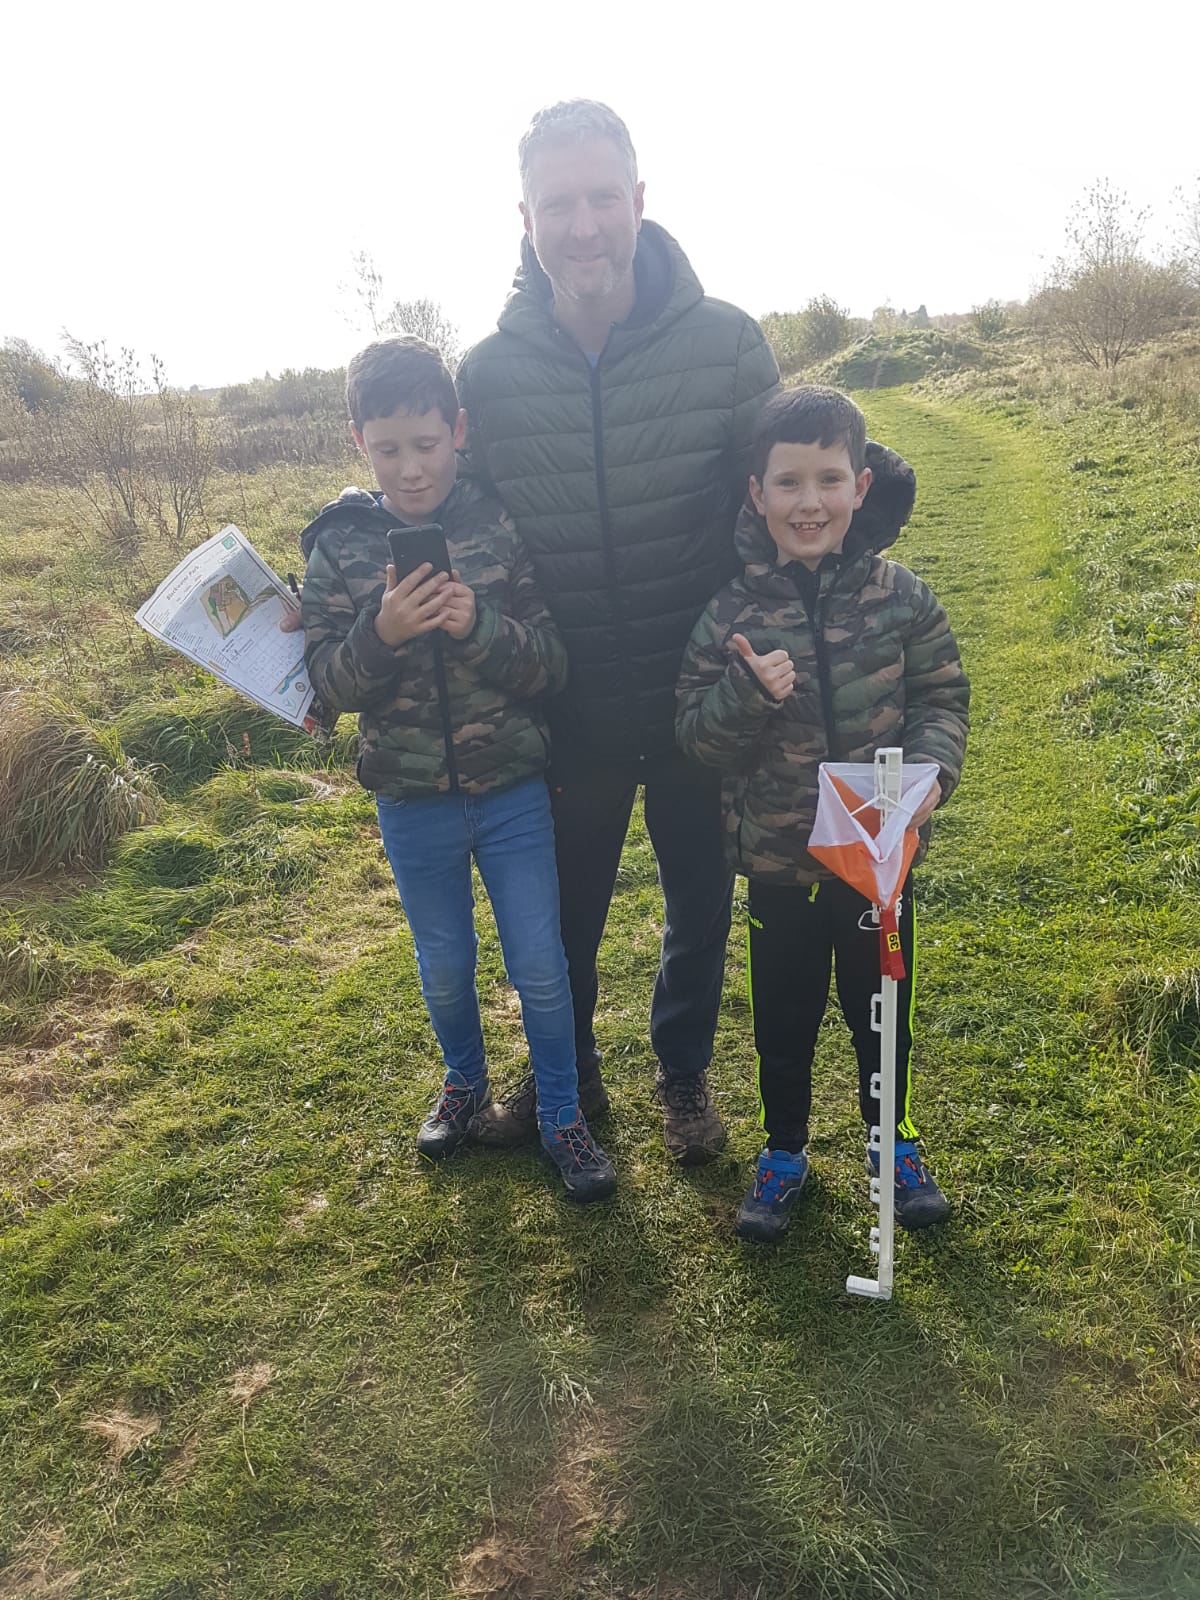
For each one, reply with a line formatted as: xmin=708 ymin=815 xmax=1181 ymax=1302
xmin=387 ymin=523 xmax=451 ymax=584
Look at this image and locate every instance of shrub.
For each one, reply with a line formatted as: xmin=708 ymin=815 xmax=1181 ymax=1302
xmin=971 ymin=301 xmax=1009 ymax=340
xmin=0 ymin=690 xmax=159 ymax=878
xmin=1034 ymin=182 xmax=1196 ymax=370
xmin=761 ymin=296 xmax=852 ymax=376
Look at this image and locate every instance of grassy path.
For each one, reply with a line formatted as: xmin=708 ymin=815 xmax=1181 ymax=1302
xmin=1 ymin=398 xmax=1198 ymax=1599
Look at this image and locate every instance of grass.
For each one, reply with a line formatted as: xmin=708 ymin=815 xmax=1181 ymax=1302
xmin=0 ymin=396 xmax=1198 ymax=1598
xmin=0 ymin=690 xmax=159 ymax=878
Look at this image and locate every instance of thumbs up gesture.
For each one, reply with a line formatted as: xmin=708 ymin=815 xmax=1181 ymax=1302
xmin=729 ymin=633 xmax=795 ymax=702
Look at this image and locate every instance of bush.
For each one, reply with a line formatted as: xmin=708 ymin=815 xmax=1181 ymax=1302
xmin=0 ymin=690 xmax=159 ymax=878
xmin=971 ymin=301 xmax=1009 ymax=340
xmin=761 ymin=296 xmax=852 ymax=376
xmin=1035 ymin=183 xmax=1196 ymax=370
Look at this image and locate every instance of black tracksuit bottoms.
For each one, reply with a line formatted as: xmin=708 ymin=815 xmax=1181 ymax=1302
xmin=746 ymin=874 xmax=919 ymax=1153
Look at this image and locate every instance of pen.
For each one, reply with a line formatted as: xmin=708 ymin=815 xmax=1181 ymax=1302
xmin=286 ymin=572 xmax=301 ymax=600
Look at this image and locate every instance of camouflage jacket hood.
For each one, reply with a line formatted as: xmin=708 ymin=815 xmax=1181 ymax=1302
xmin=298 ymin=475 xmax=567 ymax=799
xmin=733 ymin=440 xmax=918 ymax=594
xmin=676 ymin=452 xmax=968 ymax=887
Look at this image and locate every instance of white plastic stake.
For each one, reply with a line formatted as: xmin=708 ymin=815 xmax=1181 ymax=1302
xmin=846 ymin=747 xmax=903 ymax=1303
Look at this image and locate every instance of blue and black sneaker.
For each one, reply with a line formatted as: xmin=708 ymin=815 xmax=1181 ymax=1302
xmin=735 ymin=1148 xmax=810 ymax=1242
xmin=416 ymin=1069 xmax=491 ymax=1161
xmin=869 ymin=1139 xmax=950 ymax=1230
xmin=539 ymin=1108 xmax=617 ymax=1204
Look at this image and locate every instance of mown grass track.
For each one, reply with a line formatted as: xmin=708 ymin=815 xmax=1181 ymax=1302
xmin=0 ymin=396 xmax=1197 ymax=1598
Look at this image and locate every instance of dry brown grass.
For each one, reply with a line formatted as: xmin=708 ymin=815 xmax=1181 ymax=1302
xmin=0 ymin=1526 xmax=81 ymax=1599
xmin=80 ymin=1408 xmax=161 ymax=1469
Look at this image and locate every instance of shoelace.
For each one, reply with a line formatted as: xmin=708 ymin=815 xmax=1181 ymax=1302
xmin=755 ymin=1160 xmax=803 ymax=1203
xmin=874 ymin=1147 xmax=928 ymax=1188
xmin=896 ymin=1152 xmax=927 ymax=1189
xmin=658 ymin=1075 xmax=710 ymax=1115
xmin=552 ymin=1121 xmax=603 ymax=1167
xmin=436 ymin=1081 xmax=477 ymax=1124
xmin=501 ymin=1073 xmax=538 ymax=1118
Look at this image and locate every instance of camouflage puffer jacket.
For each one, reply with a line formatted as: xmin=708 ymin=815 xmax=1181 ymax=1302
xmin=675 ymin=444 xmax=969 ymax=886
xmin=299 ymin=475 xmax=566 ymax=798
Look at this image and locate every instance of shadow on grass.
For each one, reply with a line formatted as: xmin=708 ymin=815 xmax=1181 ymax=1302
xmin=444 ymin=1109 xmax=1200 ymax=1600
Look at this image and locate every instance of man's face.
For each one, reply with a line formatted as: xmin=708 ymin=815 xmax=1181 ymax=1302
xmin=520 ymin=137 xmax=645 ymax=305
xmin=750 ymin=440 xmax=872 ymax=570
xmin=353 ymin=406 xmax=466 ymax=524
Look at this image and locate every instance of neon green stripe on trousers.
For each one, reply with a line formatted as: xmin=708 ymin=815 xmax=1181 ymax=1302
xmin=899 ymin=895 xmax=920 ymax=1141
xmin=745 ymin=914 xmax=767 ymax=1132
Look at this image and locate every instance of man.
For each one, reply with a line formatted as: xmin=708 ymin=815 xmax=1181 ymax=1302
xmin=458 ymin=99 xmax=780 ymax=1164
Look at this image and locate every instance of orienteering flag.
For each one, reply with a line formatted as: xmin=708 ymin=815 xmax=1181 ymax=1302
xmin=809 ymin=761 xmax=940 ymax=979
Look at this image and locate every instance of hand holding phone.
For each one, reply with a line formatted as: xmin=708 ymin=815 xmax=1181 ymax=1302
xmin=375 ymin=558 xmax=451 ymax=648
xmin=387 ymin=524 xmax=451 ymax=583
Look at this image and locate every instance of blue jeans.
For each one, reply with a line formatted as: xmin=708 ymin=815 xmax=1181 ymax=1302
xmin=376 ymin=777 xmax=578 ymax=1122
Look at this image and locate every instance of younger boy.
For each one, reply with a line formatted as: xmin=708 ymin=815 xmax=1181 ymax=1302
xmin=299 ymin=335 xmax=614 ymax=1202
xmin=676 ymin=386 xmax=969 ymax=1241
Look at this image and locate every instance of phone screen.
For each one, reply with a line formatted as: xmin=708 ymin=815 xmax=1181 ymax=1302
xmin=387 ymin=524 xmax=451 ymax=583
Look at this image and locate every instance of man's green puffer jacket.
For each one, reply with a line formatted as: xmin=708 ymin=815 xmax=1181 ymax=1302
xmin=458 ymin=220 xmax=780 ymax=764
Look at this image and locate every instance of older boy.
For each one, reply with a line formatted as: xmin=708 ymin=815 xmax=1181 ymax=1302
xmin=299 ymin=335 xmax=615 ymax=1201
xmin=676 ymin=386 xmax=969 ymax=1241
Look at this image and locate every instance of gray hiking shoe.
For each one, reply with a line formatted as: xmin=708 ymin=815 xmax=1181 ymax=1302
xmin=471 ymin=1052 xmax=610 ymax=1148
xmin=655 ymin=1067 xmax=727 ymax=1166
xmin=415 ymin=1070 xmax=491 ymax=1161
xmin=869 ymin=1140 xmax=951 ymax=1230
xmin=539 ymin=1108 xmax=617 ymax=1204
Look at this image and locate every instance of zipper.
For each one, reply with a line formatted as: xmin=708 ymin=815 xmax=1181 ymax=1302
xmin=431 ymin=633 xmax=460 ymax=793
xmin=800 ymin=583 xmax=838 ymax=759
xmin=587 ymin=358 xmax=635 ymax=736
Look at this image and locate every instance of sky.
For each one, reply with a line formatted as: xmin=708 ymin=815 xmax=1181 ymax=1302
xmin=3 ymin=0 xmax=1196 ymax=390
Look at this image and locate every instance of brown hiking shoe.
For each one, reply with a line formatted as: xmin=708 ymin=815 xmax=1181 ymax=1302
xmin=471 ymin=1053 xmax=610 ymax=1148
xmin=655 ymin=1067 xmax=727 ymax=1165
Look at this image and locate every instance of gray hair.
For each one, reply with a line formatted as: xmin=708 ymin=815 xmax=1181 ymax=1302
xmin=518 ymin=100 xmax=638 ymax=198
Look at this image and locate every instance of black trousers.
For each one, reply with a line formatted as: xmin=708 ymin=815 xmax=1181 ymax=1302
xmin=548 ymin=750 xmax=733 ymax=1074
xmin=746 ymin=875 xmax=919 ymax=1152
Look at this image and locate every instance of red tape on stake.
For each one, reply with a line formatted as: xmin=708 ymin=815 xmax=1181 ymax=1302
xmin=879 ymin=905 xmax=906 ymax=981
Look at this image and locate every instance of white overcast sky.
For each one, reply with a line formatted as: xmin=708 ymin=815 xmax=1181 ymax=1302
xmin=3 ymin=0 xmax=1195 ymax=389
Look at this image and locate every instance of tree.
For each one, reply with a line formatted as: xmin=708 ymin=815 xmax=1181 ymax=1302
xmin=1036 ymin=182 xmax=1191 ymax=370
xmin=970 ymin=300 xmax=1008 ymax=340
xmin=0 ymin=338 xmax=68 ymax=413
xmin=380 ymin=297 xmax=464 ymax=369
xmin=50 ymin=336 xmax=145 ymax=546
xmin=144 ymin=355 xmax=215 ymax=545
xmin=800 ymin=294 xmax=851 ymax=359
xmin=1174 ymin=179 xmax=1200 ymax=286
xmin=342 ymin=252 xmax=463 ymax=367
xmin=345 ymin=250 xmax=386 ymax=334
xmin=760 ymin=295 xmax=851 ymax=375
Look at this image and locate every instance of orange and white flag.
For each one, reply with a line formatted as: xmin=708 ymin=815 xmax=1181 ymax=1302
xmin=809 ymin=761 xmax=940 ymax=979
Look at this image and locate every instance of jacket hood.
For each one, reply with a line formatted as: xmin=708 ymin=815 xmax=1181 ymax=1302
xmin=298 ymin=473 xmax=478 ymax=560
xmin=733 ymin=440 xmax=917 ymax=584
xmin=496 ymin=220 xmax=704 ymax=348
